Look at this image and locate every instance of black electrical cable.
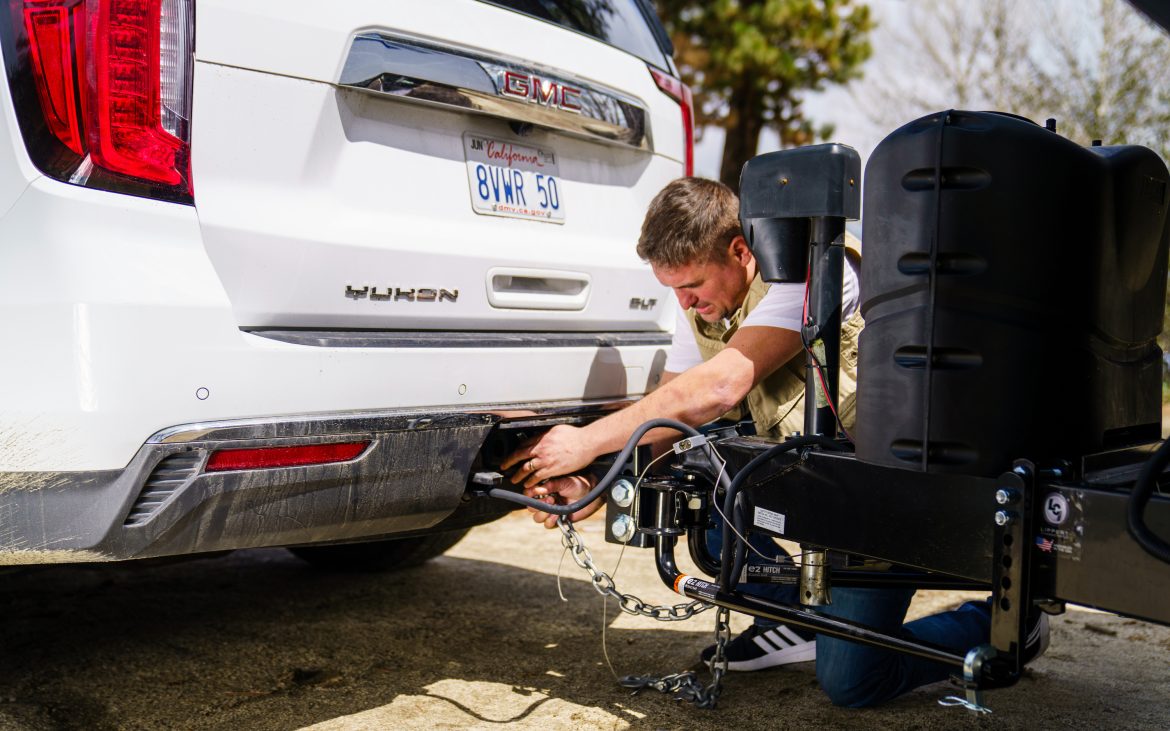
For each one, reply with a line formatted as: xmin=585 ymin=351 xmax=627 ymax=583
xmin=730 ymin=499 xmax=749 ymax=591
xmin=1127 ymin=437 xmax=1170 ymax=564
xmin=803 ymin=345 xmax=853 ymax=443
xmin=486 ymin=419 xmax=846 ymax=590
xmin=487 ymin=418 xmax=732 ymax=516
xmin=799 ymin=260 xmax=853 ymax=444
xmin=719 ymin=435 xmax=847 ymax=591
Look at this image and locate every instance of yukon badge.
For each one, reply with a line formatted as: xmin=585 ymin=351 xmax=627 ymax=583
xmin=346 ymin=285 xmax=459 ymax=302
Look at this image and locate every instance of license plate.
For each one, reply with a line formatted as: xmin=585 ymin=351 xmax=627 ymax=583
xmin=464 ymin=133 xmax=564 ymax=224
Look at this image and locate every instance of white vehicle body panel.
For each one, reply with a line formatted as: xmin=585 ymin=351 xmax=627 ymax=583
xmin=0 ymin=55 xmax=33 ymax=220
xmin=0 ymin=0 xmax=683 ymax=561
xmin=191 ymin=2 xmax=682 ymax=330
xmin=193 ymin=63 xmax=677 ymax=330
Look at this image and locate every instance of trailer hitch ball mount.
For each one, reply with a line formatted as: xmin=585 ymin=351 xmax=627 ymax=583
xmin=605 ymin=471 xmax=709 ymax=549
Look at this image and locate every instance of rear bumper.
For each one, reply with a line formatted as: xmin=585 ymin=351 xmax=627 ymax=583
xmin=0 ymin=400 xmax=626 ymax=565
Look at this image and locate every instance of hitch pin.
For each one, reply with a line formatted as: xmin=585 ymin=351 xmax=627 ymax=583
xmin=938 ymin=645 xmax=994 ymax=715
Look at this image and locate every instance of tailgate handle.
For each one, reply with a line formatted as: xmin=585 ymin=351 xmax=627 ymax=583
xmin=487 ymin=268 xmax=591 ymax=311
xmin=340 ymin=33 xmax=650 ymax=151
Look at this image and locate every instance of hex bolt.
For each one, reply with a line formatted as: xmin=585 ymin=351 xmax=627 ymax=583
xmin=612 ymin=514 xmax=635 ymax=543
xmin=995 ymin=488 xmax=1020 ymax=505
xmin=610 ymin=479 xmax=635 ymax=508
xmin=994 ymin=510 xmax=1016 ymax=527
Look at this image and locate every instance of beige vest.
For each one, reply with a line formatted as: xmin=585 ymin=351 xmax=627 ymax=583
xmin=687 ymin=274 xmax=862 ymax=440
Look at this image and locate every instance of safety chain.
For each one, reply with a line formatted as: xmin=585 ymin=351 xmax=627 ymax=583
xmin=557 ymin=517 xmax=711 ymax=621
xmin=557 ymin=517 xmax=730 ymax=709
xmin=619 ymin=606 xmax=731 ymax=708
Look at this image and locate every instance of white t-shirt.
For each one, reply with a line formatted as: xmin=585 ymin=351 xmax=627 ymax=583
xmin=664 ymin=258 xmax=860 ymax=373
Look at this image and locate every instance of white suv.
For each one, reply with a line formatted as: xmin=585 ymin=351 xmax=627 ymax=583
xmin=0 ymin=0 xmax=690 ymax=567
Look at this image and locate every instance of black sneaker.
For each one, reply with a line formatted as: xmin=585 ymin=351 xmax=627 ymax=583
xmin=1022 ymin=611 xmax=1050 ymax=665
xmin=700 ymin=624 xmax=816 ymax=671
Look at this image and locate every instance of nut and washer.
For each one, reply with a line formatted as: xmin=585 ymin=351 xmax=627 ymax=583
xmin=610 ymin=478 xmax=635 ymax=508
xmin=995 ymin=488 xmax=1020 ymax=505
xmin=612 ymin=514 xmax=636 ymax=543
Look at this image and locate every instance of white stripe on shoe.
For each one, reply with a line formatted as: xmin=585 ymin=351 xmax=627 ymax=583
xmin=730 ymin=626 xmax=816 ymax=671
xmin=777 ymin=625 xmax=807 ymax=646
xmin=752 ymin=631 xmax=784 ymax=653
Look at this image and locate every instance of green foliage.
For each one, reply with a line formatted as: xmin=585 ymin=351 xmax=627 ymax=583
xmin=655 ymin=0 xmax=873 ymax=188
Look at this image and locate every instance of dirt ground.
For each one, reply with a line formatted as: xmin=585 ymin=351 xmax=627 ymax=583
xmin=0 ymin=511 xmax=1167 ymax=731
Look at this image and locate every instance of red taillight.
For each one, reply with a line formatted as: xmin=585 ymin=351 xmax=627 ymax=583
xmin=3 ymin=0 xmax=194 ymax=201
xmin=22 ymin=2 xmax=84 ymax=154
xmin=89 ymin=0 xmax=188 ymax=186
xmin=205 ymin=442 xmax=371 ymax=473
xmin=649 ymin=66 xmax=694 ymax=177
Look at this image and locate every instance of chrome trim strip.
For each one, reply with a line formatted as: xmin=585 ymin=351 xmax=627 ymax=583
xmin=147 ymin=398 xmax=637 ymax=444
xmin=244 ymin=329 xmax=672 ymax=348
xmin=339 ymin=32 xmax=650 ymax=151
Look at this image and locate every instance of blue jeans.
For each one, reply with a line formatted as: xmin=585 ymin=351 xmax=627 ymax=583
xmin=706 ymin=514 xmax=990 ymax=707
xmin=815 ymin=590 xmax=990 ymax=707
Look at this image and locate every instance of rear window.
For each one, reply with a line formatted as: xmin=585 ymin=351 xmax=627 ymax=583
xmin=479 ymin=0 xmax=672 ymax=69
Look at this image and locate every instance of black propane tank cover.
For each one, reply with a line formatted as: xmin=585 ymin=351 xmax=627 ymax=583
xmin=855 ymin=110 xmax=1170 ymax=477
xmin=739 ymin=144 xmax=861 ymax=283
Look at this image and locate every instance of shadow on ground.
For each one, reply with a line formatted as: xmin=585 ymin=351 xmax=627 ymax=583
xmin=0 ymin=517 xmax=1166 ymax=731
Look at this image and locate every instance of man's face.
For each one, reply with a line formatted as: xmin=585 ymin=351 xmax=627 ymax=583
xmin=651 ymin=238 xmax=755 ymax=322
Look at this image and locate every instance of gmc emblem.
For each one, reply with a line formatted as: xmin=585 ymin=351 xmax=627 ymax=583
xmin=501 ymin=71 xmax=582 ymax=113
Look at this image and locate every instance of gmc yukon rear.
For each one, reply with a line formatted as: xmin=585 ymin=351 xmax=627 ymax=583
xmin=0 ymin=0 xmax=689 ymax=567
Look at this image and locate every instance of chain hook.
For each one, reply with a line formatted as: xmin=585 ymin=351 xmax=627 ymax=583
xmin=555 ymin=516 xmax=728 ymax=709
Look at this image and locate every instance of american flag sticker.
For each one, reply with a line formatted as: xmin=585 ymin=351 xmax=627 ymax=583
xmin=1035 ymin=535 xmax=1054 ymax=552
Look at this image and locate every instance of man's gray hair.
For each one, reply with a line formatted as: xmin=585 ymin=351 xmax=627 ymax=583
xmin=636 ymin=177 xmax=742 ymax=268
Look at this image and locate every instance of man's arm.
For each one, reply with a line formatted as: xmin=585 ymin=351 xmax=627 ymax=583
xmin=516 ymin=369 xmax=681 ymax=528
xmin=502 ymin=325 xmax=803 ymax=488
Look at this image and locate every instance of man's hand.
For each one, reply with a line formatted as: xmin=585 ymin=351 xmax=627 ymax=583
xmin=502 ymin=424 xmax=596 ymax=488
xmin=524 ymin=474 xmax=603 ymax=529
